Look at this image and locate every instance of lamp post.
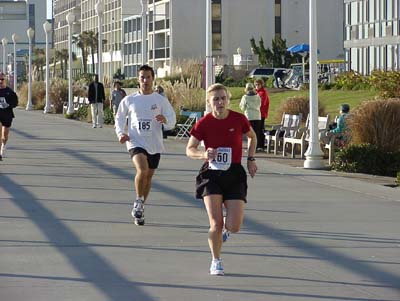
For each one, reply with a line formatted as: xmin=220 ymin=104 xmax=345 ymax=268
xmin=66 ymin=12 xmax=75 ymax=115
xmin=304 ymin=0 xmax=324 ymax=169
xmin=11 ymin=34 xmax=18 ymax=91
xmin=43 ymin=21 xmax=52 ymax=113
xmin=95 ymin=1 xmax=103 ymax=81
xmin=2 ymin=38 xmax=8 ymax=74
xmin=205 ymin=0 xmax=212 ymax=113
xmin=141 ymin=0 xmax=147 ymax=65
xmin=109 ymin=17 xmax=114 ymax=93
xmin=26 ymin=28 xmax=34 ymax=111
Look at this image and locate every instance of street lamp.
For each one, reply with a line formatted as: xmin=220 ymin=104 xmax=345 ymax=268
xmin=2 ymin=38 xmax=8 ymax=74
xmin=11 ymin=34 xmax=18 ymax=91
xmin=43 ymin=21 xmax=52 ymax=113
xmin=304 ymin=0 xmax=324 ymax=169
xmin=141 ymin=0 xmax=147 ymax=65
xmin=95 ymin=1 xmax=103 ymax=81
xmin=66 ymin=12 xmax=75 ymax=115
xmin=26 ymin=28 xmax=34 ymax=111
xmin=205 ymin=0 xmax=212 ymax=113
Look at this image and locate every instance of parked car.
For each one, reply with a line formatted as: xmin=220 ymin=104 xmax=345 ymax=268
xmin=249 ymin=67 xmax=290 ymax=79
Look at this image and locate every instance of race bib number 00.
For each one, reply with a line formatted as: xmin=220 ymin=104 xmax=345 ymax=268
xmin=208 ymin=147 xmax=232 ymax=171
xmin=137 ymin=119 xmax=152 ymax=136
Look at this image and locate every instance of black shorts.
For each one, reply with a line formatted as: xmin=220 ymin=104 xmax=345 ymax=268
xmin=129 ymin=147 xmax=161 ymax=169
xmin=195 ymin=163 xmax=247 ymax=202
xmin=0 ymin=112 xmax=13 ymax=128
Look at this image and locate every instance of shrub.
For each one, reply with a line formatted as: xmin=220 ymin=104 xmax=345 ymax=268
xmin=103 ymin=107 xmax=114 ymax=124
xmin=222 ymin=76 xmax=236 ymax=87
xmin=369 ymin=70 xmax=400 ymax=98
xmin=334 ymin=70 xmax=369 ymax=90
xmin=17 ymin=81 xmax=46 ymax=109
xmin=332 ymin=144 xmax=400 ymax=177
xmin=49 ymin=78 xmax=68 ymax=113
xmin=121 ymin=78 xmax=139 ymax=88
xmin=347 ymin=98 xmax=400 ymax=153
xmin=75 ymin=105 xmax=89 ymax=121
xmin=275 ymin=96 xmax=326 ymax=124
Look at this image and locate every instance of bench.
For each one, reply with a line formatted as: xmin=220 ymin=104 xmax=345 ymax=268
xmin=283 ymin=114 xmax=330 ymax=159
xmin=62 ymin=96 xmax=89 ymax=114
xmin=265 ymin=113 xmax=302 ymax=155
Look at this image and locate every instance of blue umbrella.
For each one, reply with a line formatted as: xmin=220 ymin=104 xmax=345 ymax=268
xmin=287 ymin=43 xmax=310 ymax=53
xmin=287 ymin=43 xmax=319 ymax=83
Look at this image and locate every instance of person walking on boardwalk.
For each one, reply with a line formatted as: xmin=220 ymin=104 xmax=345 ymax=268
xmin=88 ymin=74 xmax=106 ymax=128
xmin=110 ymin=80 xmax=127 ymax=116
xmin=114 ymin=65 xmax=176 ymax=226
xmin=0 ymin=72 xmax=18 ymax=161
xmin=186 ymin=83 xmax=258 ymax=275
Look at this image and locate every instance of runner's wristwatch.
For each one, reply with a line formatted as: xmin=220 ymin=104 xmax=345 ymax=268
xmin=247 ymin=156 xmax=256 ymax=161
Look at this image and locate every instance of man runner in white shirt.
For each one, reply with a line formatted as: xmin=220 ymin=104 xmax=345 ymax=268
xmin=115 ymin=65 xmax=176 ymax=225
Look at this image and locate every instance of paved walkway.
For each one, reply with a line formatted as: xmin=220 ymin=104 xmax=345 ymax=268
xmin=1 ymin=109 xmax=399 ymax=301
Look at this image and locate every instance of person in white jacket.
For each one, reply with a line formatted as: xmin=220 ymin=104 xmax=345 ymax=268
xmin=115 ymin=65 xmax=176 ymax=225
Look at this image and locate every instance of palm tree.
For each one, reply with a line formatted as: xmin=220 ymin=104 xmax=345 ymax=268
xmin=59 ymin=49 xmax=69 ymax=79
xmin=85 ymin=30 xmax=107 ymax=75
xmin=32 ymin=48 xmax=46 ymax=81
xmin=86 ymin=30 xmax=97 ymax=74
xmin=52 ymin=49 xmax=62 ymax=77
xmin=73 ymin=32 xmax=89 ymax=73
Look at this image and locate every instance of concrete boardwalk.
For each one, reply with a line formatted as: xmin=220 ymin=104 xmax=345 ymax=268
xmin=1 ymin=109 xmax=399 ymax=301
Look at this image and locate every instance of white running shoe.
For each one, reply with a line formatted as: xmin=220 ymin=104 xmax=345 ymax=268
xmin=210 ymin=258 xmax=224 ymax=276
xmin=132 ymin=199 xmax=144 ymax=219
xmin=134 ymin=217 xmax=145 ymax=226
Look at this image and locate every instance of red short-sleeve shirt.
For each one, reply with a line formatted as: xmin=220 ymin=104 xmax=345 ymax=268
xmin=190 ymin=110 xmax=251 ymax=164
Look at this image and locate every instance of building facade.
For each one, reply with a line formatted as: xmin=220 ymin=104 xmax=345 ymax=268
xmin=0 ymin=0 xmax=48 ymax=76
xmin=344 ymin=0 xmax=400 ymax=74
xmin=52 ymin=0 xmax=344 ymax=79
xmin=123 ymin=0 xmax=344 ymax=78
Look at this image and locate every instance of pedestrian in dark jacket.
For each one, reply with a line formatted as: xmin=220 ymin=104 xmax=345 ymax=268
xmin=0 ymin=72 xmax=18 ymax=160
xmin=88 ymin=74 xmax=105 ymax=128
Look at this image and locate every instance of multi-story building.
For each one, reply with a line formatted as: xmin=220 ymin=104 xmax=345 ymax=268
xmin=0 ymin=0 xmax=48 ymax=77
xmin=53 ymin=0 xmax=139 ymax=79
xmin=52 ymin=0 xmax=344 ymax=79
xmin=344 ymin=0 xmax=400 ymax=75
xmin=123 ymin=0 xmax=344 ymax=78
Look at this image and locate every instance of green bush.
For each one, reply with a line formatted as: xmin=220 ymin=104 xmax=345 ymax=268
xmin=76 ymin=105 xmax=89 ymax=120
xmin=332 ymin=144 xmax=400 ymax=177
xmin=334 ymin=71 xmax=369 ymax=90
xmin=121 ymin=78 xmax=139 ymax=88
xmin=103 ymin=107 xmax=114 ymax=124
xmin=369 ymin=70 xmax=400 ymax=98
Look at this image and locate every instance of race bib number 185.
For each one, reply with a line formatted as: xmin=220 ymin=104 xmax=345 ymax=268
xmin=137 ymin=119 xmax=152 ymax=136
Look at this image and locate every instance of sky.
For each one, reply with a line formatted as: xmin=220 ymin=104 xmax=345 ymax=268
xmin=47 ymin=0 xmax=51 ymax=19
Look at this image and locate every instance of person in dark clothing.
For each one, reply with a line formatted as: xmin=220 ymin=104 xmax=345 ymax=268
xmin=0 ymin=72 xmax=18 ymax=161
xmin=88 ymin=74 xmax=106 ymax=128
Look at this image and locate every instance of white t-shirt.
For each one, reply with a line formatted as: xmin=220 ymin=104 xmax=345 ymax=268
xmin=115 ymin=92 xmax=176 ymax=154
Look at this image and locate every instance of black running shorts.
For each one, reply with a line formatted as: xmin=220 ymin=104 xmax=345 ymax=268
xmin=0 ymin=112 xmax=13 ymax=128
xmin=195 ymin=162 xmax=247 ymax=202
xmin=129 ymin=147 xmax=161 ymax=169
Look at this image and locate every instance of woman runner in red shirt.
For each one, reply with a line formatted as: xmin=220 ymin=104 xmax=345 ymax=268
xmin=186 ymin=83 xmax=258 ymax=276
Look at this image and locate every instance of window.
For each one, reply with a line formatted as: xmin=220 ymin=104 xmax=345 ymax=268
xmin=212 ymin=0 xmax=221 ymax=51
